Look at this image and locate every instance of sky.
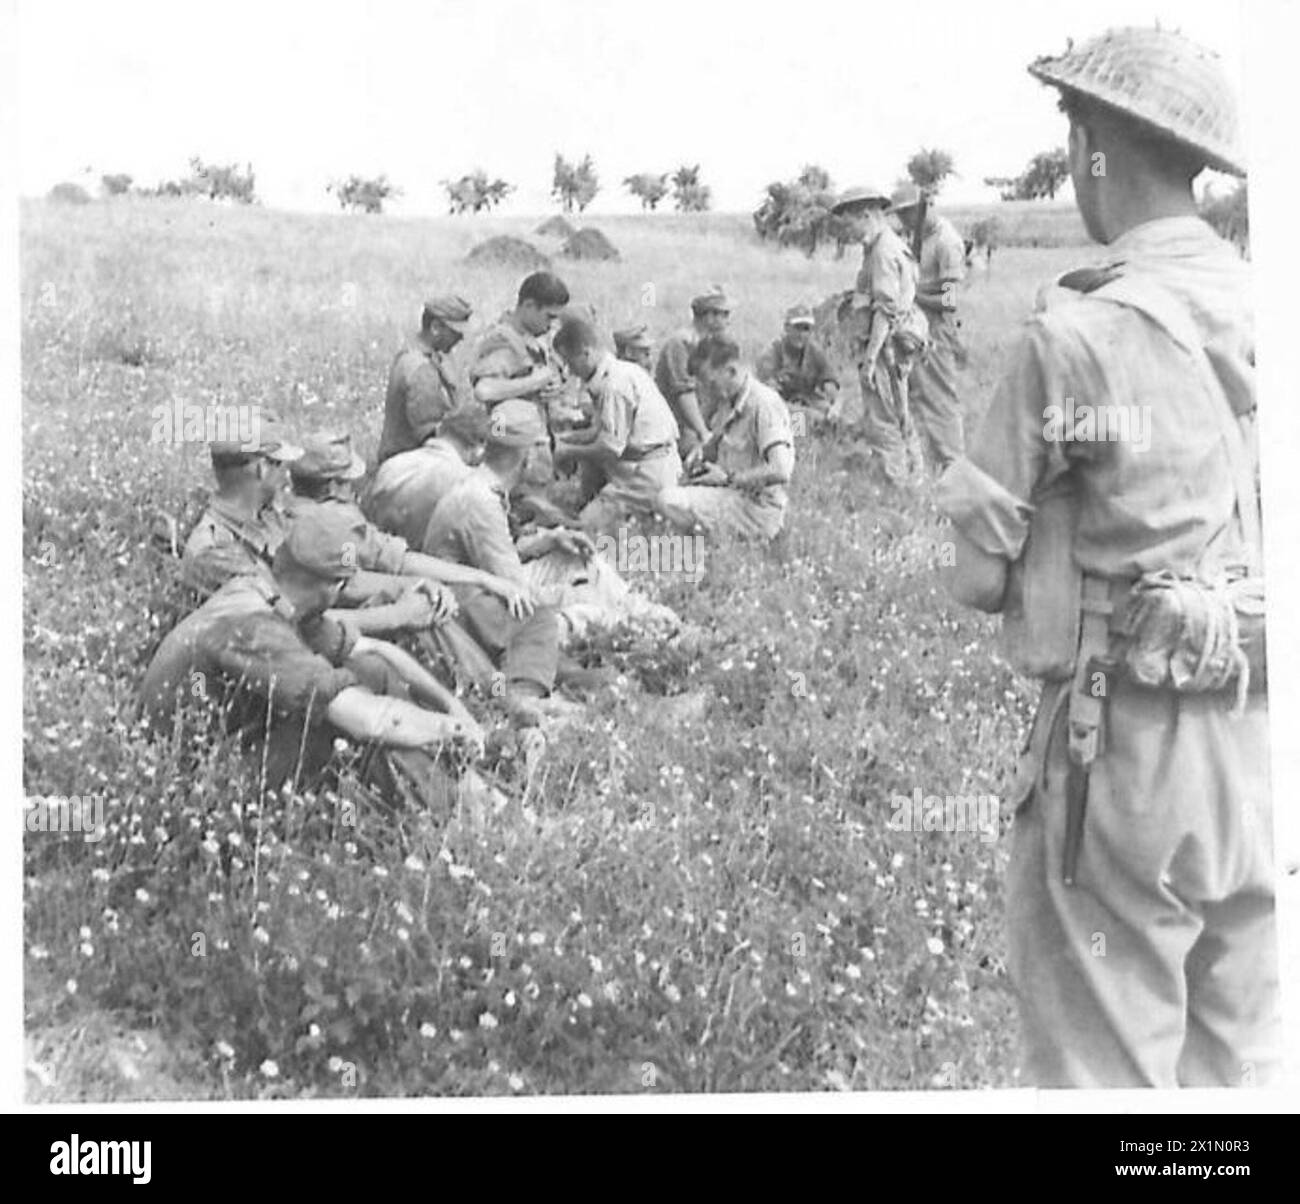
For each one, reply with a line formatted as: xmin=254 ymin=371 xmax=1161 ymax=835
xmin=15 ymin=0 xmax=1250 ymax=215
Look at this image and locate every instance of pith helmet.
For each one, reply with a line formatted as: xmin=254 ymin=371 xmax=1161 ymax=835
xmin=1028 ymin=26 xmax=1245 ymax=177
xmin=830 ymin=184 xmax=891 ymax=214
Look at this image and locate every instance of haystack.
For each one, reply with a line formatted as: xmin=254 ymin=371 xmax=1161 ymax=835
xmin=465 ymin=236 xmax=552 ymax=271
xmin=561 ymin=227 xmax=620 ymax=262
xmin=535 ymin=214 xmax=577 ymax=239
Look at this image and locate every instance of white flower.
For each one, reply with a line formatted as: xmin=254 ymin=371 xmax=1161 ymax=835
xmin=135 ymin=888 xmax=150 ymax=904
xmin=419 ymin=1022 xmax=438 ymax=1039
xmin=508 ymin=1073 xmax=525 ymax=1092
xmin=259 ymin=1059 xmax=279 ymax=1078
xmin=503 ymin=990 xmax=517 ymax=1008
xmin=80 ymin=942 xmax=94 ymax=958
xmin=372 ymin=866 xmax=388 ymax=878
xmin=478 ymin=1012 xmax=498 ymax=1030
xmin=327 ymin=1056 xmax=344 ymax=1073
xmin=926 ymin=937 xmax=945 ymax=956
xmin=91 ymin=868 xmax=110 ymax=883
xmin=227 ymin=832 xmax=242 ymax=848
xmin=65 ymin=978 xmax=77 ymax=995
xmin=576 ymin=993 xmax=593 ymax=1009
xmin=253 ymin=927 xmax=270 ymax=946
xmin=396 ymin=927 xmax=410 ymax=942
xmin=394 ymin=901 xmax=414 ymax=924
xmin=664 ymin=984 xmax=682 ymax=1003
xmin=215 ymin=1041 xmax=235 ymax=1060
xmin=78 ymin=926 xmax=92 ymax=940
xmin=403 ymin=855 xmax=426 ymax=873
xmin=308 ymin=1024 xmax=321 ymax=1038
xmin=891 ymin=853 xmax=905 ymax=869
xmin=845 ymin=964 xmax=862 ymax=980
xmin=528 ymin=931 xmax=546 ymax=946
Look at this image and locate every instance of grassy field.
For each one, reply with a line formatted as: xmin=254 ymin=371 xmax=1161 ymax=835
xmin=22 ymin=197 xmax=1097 ymax=1098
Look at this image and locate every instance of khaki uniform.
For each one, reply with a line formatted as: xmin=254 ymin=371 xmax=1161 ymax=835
xmin=909 ymin=214 xmax=967 ymax=471
xmin=139 ymin=575 xmax=462 ymax=811
xmin=756 ymin=336 xmax=837 ymax=409
xmin=577 ymin=353 xmax=682 ymax=535
xmin=653 ymin=328 xmax=706 ymax=455
xmin=938 ymin=216 xmax=1276 ymax=1087
xmin=362 ymin=438 xmax=472 ymax=547
xmin=378 ymin=339 xmax=460 ymax=464
xmin=659 ymin=375 xmax=793 ymax=540
xmin=422 ymin=466 xmax=560 ymax=695
xmin=181 ymin=496 xmax=288 ymax=599
xmin=853 ymin=225 xmax=918 ymax=485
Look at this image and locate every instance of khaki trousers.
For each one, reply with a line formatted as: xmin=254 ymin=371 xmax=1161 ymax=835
xmin=1008 ymin=679 xmax=1279 ymax=1088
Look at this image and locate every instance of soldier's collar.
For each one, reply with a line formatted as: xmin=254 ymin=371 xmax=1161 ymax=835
xmin=209 ymin=492 xmax=265 ymax=527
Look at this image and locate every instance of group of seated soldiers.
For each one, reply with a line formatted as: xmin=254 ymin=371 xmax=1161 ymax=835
xmin=140 ymin=270 xmax=824 ymax=813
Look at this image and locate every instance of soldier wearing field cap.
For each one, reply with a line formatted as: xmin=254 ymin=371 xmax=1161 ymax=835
xmin=654 ymin=286 xmax=732 ymax=457
xmin=143 ymin=501 xmax=483 ymax=809
xmin=938 ymin=27 xmax=1275 ymax=1088
xmin=829 ymin=185 xmax=916 ymax=487
xmin=378 ymin=294 xmax=472 ymax=465
xmin=613 ymin=324 xmax=654 ymax=373
xmin=181 ymin=418 xmax=304 ymax=600
xmin=756 ymin=303 xmax=840 ymax=426
xmin=424 ymin=399 xmax=588 ymax=728
xmin=288 ymin=431 xmax=533 ymax=627
xmin=891 ymin=183 xmax=967 ymax=472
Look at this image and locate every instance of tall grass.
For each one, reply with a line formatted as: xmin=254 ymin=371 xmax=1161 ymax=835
xmin=22 ymin=198 xmax=1090 ymax=1097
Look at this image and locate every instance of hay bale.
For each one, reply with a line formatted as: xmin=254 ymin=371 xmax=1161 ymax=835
xmin=465 ymin=236 xmax=552 ymax=272
xmin=535 ymin=214 xmax=577 ymax=239
xmin=561 ymin=227 xmax=620 ymax=262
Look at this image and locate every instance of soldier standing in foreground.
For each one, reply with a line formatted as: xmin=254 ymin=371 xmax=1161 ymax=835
xmin=938 ymin=27 xmax=1275 ymax=1087
xmin=890 ymin=183 xmax=967 ymax=473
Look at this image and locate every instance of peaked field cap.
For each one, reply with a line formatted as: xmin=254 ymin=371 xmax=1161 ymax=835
xmin=831 ymin=184 xmax=891 ymax=214
xmin=890 ymin=182 xmax=925 ymax=210
xmin=488 ymin=399 xmax=548 ymax=448
xmin=784 ymin=303 xmax=815 ymax=326
xmin=423 ymin=294 xmax=473 ymax=327
xmin=690 ymin=286 xmax=732 ymax=314
xmin=290 ymin=432 xmax=367 ymax=481
xmin=613 ymin=323 xmax=653 ymax=349
xmin=209 ymin=418 xmax=302 ymax=463
xmin=1029 ymin=26 xmax=1246 ymax=177
xmin=275 ymin=507 xmax=364 ymax=581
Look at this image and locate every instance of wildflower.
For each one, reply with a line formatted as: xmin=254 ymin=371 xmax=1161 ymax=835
xmin=259 ymin=1059 xmax=279 ymax=1078
xmin=91 ymin=868 xmax=110 ymax=883
xmin=394 ymin=901 xmax=414 ymax=924
xmin=845 ymin=964 xmax=862 ymax=980
xmin=65 ymin=979 xmax=77 ymax=995
xmin=79 ymin=926 xmax=92 ymax=940
xmin=576 ymin=993 xmax=593 ymax=1009
xmin=373 ymin=866 xmax=388 ymax=879
xmin=664 ymin=984 xmax=682 ymax=1004
xmin=419 ymin=1022 xmax=437 ymax=1039
xmin=404 ymin=855 xmax=426 ymax=873
xmin=215 ymin=1041 xmax=235 ymax=1060
xmin=253 ymin=927 xmax=270 ymax=945
xmin=528 ymin=931 xmax=546 ymax=947
xmin=396 ymin=927 xmax=410 ymax=942
xmin=327 ymin=1056 xmax=344 ymax=1073
xmin=80 ymin=942 xmax=94 ymax=958
xmin=478 ymin=1012 xmax=498 ymax=1030
xmin=508 ymin=1073 xmax=525 ymax=1091
xmin=926 ymin=937 xmax=945 ymax=956
xmin=135 ymin=888 xmax=150 ymax=904
xmin=227 ymin=832 xmax=242 ymax=848
xmin=503 ymin=990 xmax=517 ymax=1008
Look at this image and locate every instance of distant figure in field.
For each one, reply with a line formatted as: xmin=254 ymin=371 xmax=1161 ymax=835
xmin=756 ymin=303 xmax=840 ymax=432
xmin=654 ymin=286 xmax=732 ymax=458
xmin=378 ymin=295 xmax=472 ymax=465
xmin=659 ymin=336 xmax=794 ymax=541
xmin=890 ymin=183 xmax=968 ymax=473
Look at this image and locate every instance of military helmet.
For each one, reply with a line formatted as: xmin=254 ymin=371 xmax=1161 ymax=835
xmin=1028 ymin=26 xmax=1245 ymax=177
xmin=830 ymin=184 xmax=891 ymax=214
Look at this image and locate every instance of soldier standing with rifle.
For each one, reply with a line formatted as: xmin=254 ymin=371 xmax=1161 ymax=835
xmin=938 ymin=26 xmax=1276 ymax=1088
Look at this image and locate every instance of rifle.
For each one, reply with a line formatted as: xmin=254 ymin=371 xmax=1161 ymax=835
xmin=911 ymin=190 xmax=928 ymax=263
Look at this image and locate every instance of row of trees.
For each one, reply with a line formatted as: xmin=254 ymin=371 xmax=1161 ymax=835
xmin=52 ymin=160 xmax=261 ymax=204
xmin=983 ymin=149 xmax=1070 ymax=201
xmin=329 ymin=155 xmax=713 ymax=216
